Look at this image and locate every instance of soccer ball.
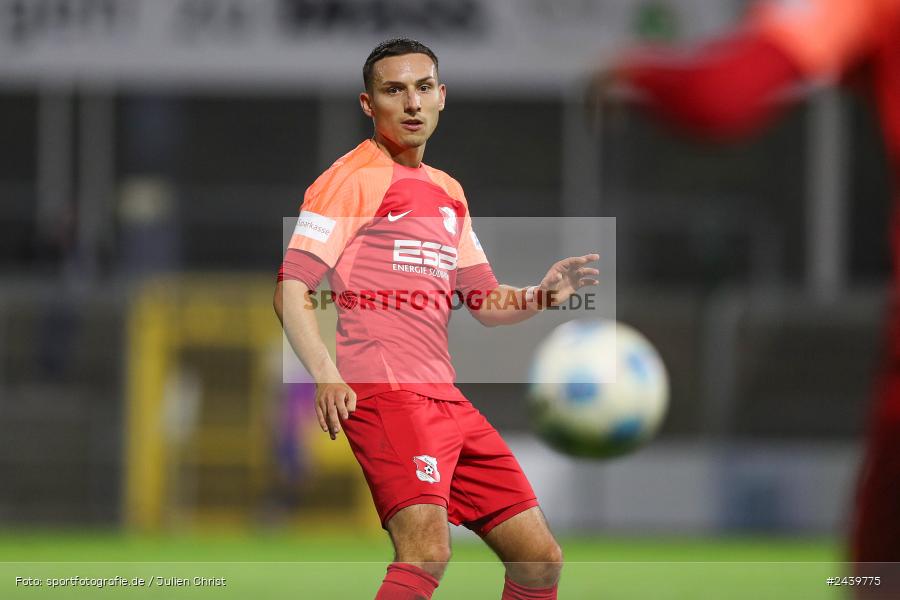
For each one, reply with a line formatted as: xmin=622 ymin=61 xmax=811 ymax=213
xmin=528 ymin=319 xmax=669 ymax=459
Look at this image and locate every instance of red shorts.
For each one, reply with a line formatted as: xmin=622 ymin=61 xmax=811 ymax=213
xmin=342 ymin=390 xmax=538 ymax=536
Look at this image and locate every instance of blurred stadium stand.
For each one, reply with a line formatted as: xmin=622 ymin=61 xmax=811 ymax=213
xmin=0 ymin=285 xmax=124 ymax=524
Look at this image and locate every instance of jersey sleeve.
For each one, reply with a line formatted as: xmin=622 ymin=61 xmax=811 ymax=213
xmin=459 ymin=212 xmax=490 ymax=269
xmin=278 ymin=249 xmax=330 ymax=290
xmin=446 ymin=177 xmax=490 ymax=270
xmin=287 ymin=173 xmax=369 ymax=268
xmin=456 ymin=214 xmax=497 ymax=310
xmin=749 ymin=0 xmax=884 ymax=80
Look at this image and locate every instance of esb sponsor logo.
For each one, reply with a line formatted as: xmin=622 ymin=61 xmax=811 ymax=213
xmin=393 ymin=240 xmax=458 ymax=271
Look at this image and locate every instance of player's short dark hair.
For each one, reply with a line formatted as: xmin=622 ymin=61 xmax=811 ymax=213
xmin=363 ymin=38 xmax=439 ymax=91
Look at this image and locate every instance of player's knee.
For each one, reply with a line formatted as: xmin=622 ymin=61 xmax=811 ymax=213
xmin=397 ymin=541 xmax=451 ymax=565
xmin=510 ymin=542 xmax=563 ymax=587
xmin=548 ymin=541 xmax=564 ymax=564
xmin=395 ymin=541 xmax=451 ymax=581
xmin=537 ymin=542 xmax=564 ymax=580
xmin=428 ymin=542 xmax=452 ymax=566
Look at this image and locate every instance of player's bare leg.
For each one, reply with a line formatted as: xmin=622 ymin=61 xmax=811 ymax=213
xmin=386 ymin=504 xmax=452 ymax=578
xmin=482 ymin=506 xmax=563 ymax=593
xmin=373 ymin=503 xmax=450 ymax=599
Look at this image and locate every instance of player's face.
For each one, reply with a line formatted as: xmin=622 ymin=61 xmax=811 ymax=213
xmin=361 ymin=53 xmax=446 ymax=153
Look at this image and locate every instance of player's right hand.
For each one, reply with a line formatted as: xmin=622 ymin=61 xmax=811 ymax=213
xmin=314 ymin=382 xmax=357 ymax=440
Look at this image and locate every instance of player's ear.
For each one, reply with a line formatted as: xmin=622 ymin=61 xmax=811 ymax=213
xmin=438 ymin=84 xmax=446 ymax=111
xmin=360 ymin=91 xmax=374 ymax=117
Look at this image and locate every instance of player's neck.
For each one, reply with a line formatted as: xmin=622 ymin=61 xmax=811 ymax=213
xmin=371 ymin=136 xmax=425 ymax=168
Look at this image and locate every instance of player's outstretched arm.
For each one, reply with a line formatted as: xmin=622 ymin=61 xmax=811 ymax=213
xmin=472 ymin=254 xmax=599 ymax=327
xmin=274 ymin=280 xmax=357 ymax=440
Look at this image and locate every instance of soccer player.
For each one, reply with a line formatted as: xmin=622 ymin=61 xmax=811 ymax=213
xmin=591 ymin=0 xmax=900 ymax=566
xmin=274 ymin=38 xmax=599 ymax=600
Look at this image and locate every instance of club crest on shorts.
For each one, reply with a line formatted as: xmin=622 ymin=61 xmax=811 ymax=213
xmin=413 ymin=455 xmax=440 ymax=484
xmin=439 ymin=207 xmax=457 ymax=235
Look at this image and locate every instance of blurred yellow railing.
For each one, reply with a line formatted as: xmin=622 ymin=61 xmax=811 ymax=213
xmin=124 ymin=275 xmax=379 ymax=534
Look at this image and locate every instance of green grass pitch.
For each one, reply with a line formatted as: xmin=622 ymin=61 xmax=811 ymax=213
xmin=2 ymin=532 xmax=847 ymax=598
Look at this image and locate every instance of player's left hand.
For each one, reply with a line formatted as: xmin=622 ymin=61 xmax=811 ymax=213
xmin=537 ymin=253 xmax=600 ymax=307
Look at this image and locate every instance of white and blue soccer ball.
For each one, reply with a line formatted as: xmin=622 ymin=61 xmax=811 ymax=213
xmin=528 ymin=319 xmax=669 ymax=459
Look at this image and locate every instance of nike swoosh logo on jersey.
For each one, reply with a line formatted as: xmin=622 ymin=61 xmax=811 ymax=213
xmin=387 ymin=210 xmax=412 ymax=222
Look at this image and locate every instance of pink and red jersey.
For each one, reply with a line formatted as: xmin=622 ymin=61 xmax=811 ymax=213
xmin=282 ymin=139 xmax=498 ymax=402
